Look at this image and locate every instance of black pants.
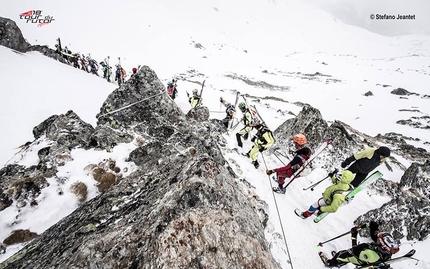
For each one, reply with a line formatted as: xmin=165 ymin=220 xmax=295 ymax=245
xmin=347 ymin=164 xmax=368 ymax=187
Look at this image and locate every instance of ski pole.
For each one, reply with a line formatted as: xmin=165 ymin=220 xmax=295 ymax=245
xmin=274 ymin=149 xmax=291 ymax=161
xmin=303 ymin=169 xmax=338 ymax=191
xmin=303 ymin=175 xmax=330 ymax=191
xmin=261 ymin=152 xmax=268 ymax=170
xmin=317 ymin=225 xmax=363 ymax=247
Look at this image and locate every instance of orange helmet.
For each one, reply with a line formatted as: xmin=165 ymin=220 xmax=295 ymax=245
xmin=293 ymin=134 xmax=307 ymax=146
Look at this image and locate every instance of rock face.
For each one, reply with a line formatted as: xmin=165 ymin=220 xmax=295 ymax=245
xmin=0 ymin=66 xmax=281 ymax=269
xmin=390 ymin=87 xmax=418 ymax=96
xmin=356 ymin=161 xmax=430 ymax=241
xmin=0 ymin=17 xmax=70 ymax=64
xmin=0 ymin=17 xmax=31 ymax=52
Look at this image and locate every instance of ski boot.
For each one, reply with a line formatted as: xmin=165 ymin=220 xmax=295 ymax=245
xmin=272 ymin=186 xmax=285 ymax=194
xmin=294 ymin=209 xmax=313 ymax=219
xmin=318 ymin=252 xmax=330 ymax=267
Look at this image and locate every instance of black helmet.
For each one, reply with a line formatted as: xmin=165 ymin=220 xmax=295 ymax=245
xmin=378 ymin=146 xmax=391 ymax=158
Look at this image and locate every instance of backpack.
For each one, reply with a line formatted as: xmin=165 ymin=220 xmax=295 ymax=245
xmin=248 ymin=108 xmax=260 ymax=126
xmin=121 ymin=68 xmax=126 ymax=77
xmin=167 ymin=85 xmax=173 ymax=95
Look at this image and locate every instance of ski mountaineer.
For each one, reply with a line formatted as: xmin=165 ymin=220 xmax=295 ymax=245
xmin=100 ymin=62 xmax=112 ymax=82
xmin=188 ymin=89 xmax=201 ymax=108
xmin=341 ymin=146 xmax=390 ymax=187
xmin=131 ymin=67 xmax=138 ymax=78
xmin=115 ymin=65 xmax=124 ymax=86
xmin=235 ymin=102 xmax=253 ymax=148
xmin=219 ymin=97 xmax=236 ymax=128
xmin=244 ymin=124 xmax=275 ymax=169
xmin=266 ymin=134 xmax=311 ymax=194
xmin=295 ymin=170 xmax=354 ymax=218
xmin=167 ymin=79 xmax=178 ymax=100
xmin=321 ymin=221 xmax=399 ymax=268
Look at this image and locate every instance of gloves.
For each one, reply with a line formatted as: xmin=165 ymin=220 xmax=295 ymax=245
xmin=345 ymin=196 xmax=354 ymax=204
xmin=341 ymin=156 xmax=355 ymax=168
xmin=266 ymin=169 xmax=275 ymax=175
xmin=220 ymin=97 xmax=224 ymax=103
xmin=251 ymin=136 xmax=256 ymax=142
xmin=259 ymin=147 xmax=265 ymax=152
xmin=328 ymin=168 xmax=339 ymax=178
xmin=316 ymin=210 xmax=324 ymax=216
xmin=351 ymin=227 xmax=358 ymax=238
xmin=369 ymin=221 xmax=379 ymax=231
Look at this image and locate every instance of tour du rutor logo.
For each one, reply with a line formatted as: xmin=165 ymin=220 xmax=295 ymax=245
xmin=19 ymin=10 xmax=55 ymax=27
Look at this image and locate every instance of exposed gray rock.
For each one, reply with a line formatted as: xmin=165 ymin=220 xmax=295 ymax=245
xmin=391 ymin=87 xmax=419 ymax=96
xmin=396 ymin=116 xmax=430 ymax=130
xmin=364 ymin=91 xmax=373 ymax=96
xmin=0 ymin=17 xmax=30 ymax=52
xmin=33 ymin=110 xmax=95 ymax=149
xmin=355 ymin=161 xmax=430 ymax=241
xmin=27 ymin=44 xmax=69 ymax=64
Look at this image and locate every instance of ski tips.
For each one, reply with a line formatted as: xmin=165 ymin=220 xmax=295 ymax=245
xmin=406 ymin=249 xmax=416 ymax=257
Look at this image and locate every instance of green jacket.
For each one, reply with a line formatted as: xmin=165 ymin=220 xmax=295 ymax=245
xmin=242 ymin=111 xmax=252 ymax=126
xmin=189 ymin=95 xmax=201 ymax=108
xmin=321 ymin=170 xmax=354 ymax=213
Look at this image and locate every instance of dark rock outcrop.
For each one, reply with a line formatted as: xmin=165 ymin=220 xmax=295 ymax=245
xmin=391 ymin=87 xmax=418 ymax=96
xmin=0 ymin=17 xmax=30 ymax=52
xmin=356 ymin=161 xmax=430 ymax=241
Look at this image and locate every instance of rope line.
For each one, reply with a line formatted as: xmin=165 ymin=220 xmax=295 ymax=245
xmin=97 ymin=92 xmax=164 ymax=118
xmin=261 ymin=153 xmax=294 ymax=269
xmin=273 ymin=151 xmax=286 ymax=166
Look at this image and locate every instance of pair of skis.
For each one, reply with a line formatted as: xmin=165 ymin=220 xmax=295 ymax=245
xmin=228 ymin=94 xmax=265 ymax=133
xmin=318 ymin=249 xmax=417 ymax=268
xmin=229 ymin=91 xmax=242 ymax=129
xmin=313 ymin=170 xmax=384 ymax=223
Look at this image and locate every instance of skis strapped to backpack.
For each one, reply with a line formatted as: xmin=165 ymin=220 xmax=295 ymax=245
xmin=355 ymin=249 xmax=416 ymax=269
xmin=282 ymin=139 xmax=332 ymax=190
xmin=229 ymin=91 xmax=241 ymax=129
xmin=197 ymin=80 xmax=205 ymax=106
xmin=241 ymin=95 xmax=261 ymax=126
xmin=313 ymin=171 xmax=384 ymax=223
xmin=57 ymin=37 xmax=62 ymax=52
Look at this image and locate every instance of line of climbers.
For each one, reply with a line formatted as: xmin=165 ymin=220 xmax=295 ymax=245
xmin=212 ymin=93 xmax=399 ymax=268
xmin=54 ymin=39 xmax=139 ymax=86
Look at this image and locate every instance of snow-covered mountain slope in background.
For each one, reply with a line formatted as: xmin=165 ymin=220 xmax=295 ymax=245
xmin=1 ymin=0 xmax=430 ymax=268
xmin=0 ymin=46 xmax=117 ymax=166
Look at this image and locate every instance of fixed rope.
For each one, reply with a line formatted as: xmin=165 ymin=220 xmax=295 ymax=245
xmin=261 ymin=153 xmax=295 ymax=269
xmin=97 ymin=92 xmax=164 ymax=118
